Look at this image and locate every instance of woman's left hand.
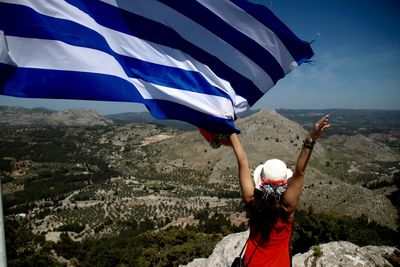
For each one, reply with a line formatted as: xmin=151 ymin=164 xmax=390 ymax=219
xmin=308 ymin=115 xmax=330 ymax=142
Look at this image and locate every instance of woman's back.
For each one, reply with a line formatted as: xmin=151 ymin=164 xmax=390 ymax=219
xmin=244 ymin=216 xmax=293 ymax=266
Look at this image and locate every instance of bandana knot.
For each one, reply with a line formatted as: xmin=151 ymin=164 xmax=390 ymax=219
xmin=259 ymin=178 xmax=288 ymax=203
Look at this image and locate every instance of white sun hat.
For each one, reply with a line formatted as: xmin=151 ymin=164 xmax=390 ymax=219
xmin=253 ymin=159 xmax=293 ymax=189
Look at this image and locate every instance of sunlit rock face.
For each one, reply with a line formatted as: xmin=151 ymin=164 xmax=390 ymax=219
xmin=181 ymin=232 xmax=399 ymax=267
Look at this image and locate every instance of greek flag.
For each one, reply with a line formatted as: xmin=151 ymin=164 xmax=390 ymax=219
xmin=0 ymin=0 xmax=313 ymax=133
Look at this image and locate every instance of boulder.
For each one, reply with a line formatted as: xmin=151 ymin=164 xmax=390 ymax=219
xmin=294 ymin=241 xmax=398 ymax=267
xmin=180 ymin=232 xmax=399 ymax=267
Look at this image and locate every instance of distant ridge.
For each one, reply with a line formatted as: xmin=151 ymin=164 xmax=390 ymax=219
xmin=2 ymin=106 xmax=400 ymax=135
xmin=277 ymin=108 xmax=400 ymax=136
xmin=0 ymin=105 xmax=260 ymax=130
xmin=0 ymin=106 xmax=112 ymax=126
xmin=106 ymin=111 xmax=196 ymax=131
xmin=50 ymin=108 xmax=113 ymax=126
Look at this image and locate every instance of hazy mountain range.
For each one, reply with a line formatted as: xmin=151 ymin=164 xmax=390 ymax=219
xmin=1 ymin=105 xmax=399 ymax=266
xmin=1 ymin=105 xmax=397 ymax=229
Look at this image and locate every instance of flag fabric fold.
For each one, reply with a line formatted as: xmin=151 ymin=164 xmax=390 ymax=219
xmin=0 ymin=0 xmax=313 ymax=133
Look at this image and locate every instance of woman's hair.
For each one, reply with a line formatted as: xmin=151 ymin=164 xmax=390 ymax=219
xmin=247 ymin=189 xmax=288 ymax=244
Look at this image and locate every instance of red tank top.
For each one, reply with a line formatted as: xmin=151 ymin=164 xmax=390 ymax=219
xmin=243 ymin=218 xmax=293 ymax=267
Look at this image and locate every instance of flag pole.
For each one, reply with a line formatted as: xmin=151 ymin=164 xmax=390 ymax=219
xmin=0 ymin=178 xmax=7 ymax=267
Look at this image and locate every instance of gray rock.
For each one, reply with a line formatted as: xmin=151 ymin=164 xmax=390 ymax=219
xmin=294 ymin=241 xmax=398 ymax=267
xmin=181 ymin=232 xmax=399 ymax=267
xmin=179 ymin=231 xmax=249 ymax=267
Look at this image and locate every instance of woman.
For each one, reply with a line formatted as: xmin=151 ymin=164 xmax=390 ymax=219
xmin=229 ymin=115 xmax=330 ymax=266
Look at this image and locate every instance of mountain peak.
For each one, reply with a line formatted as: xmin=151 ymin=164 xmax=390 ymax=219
xmin=50 ymin=108 xmax=113 ymax=126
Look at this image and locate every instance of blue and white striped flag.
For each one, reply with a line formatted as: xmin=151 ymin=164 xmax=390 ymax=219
xmin=0 ymin=0 xmax=313 ymax=133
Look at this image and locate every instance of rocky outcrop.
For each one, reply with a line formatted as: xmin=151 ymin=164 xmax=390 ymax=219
xmin=179 ymin=231 xmax=249 ymax=267
xmin=180 ymin=231 xmax=399 ymax=267
xmin=294 ymin=241 xmax=399 ymax=267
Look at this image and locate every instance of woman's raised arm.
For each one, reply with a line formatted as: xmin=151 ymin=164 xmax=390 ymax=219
xmin=230 ymin=133 xmax=254 ymax=204
xmin=281 ymin=115 xmax=330 ymax=215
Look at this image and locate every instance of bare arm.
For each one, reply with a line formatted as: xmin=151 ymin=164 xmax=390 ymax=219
xmin=229 ymin=133 xmax=254 ymax=204
xmin=281 ymin=115 xmax=331 ymax=215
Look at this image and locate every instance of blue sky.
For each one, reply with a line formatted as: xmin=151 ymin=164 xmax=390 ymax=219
xmin=252 ymin=0 xmax=400 ymax=110
xmin=1 ymin=0 xmax=399 ymax=113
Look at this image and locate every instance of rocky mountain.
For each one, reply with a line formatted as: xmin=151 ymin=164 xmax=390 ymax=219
xmin=105 ymin=109 xmax=258 ymax=130
xmin=0 ymin=106 xmax=113 ymax=126
xmin=1 ymin=107 xmax=398 ymax=229
xmin=143 ymin=109 xmax=398 ymax=229
xmin=0 ymin=106 xmax=54 ymax=125
xmin=106 ymin=111 xmax=196 ymax=131
xmin=49 ymin=108 xmax=113 ymax=126
xmin=180 ymin=231 xmax=400 ymax=267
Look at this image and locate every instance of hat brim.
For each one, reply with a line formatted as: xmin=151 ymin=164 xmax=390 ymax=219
xmin=253 ymin=164 xmax=264 ymax=189
xmin=253 ymin=164 xmax=293 ymax=189
xmin=286 ymin=169 xmax=293 ymax=180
